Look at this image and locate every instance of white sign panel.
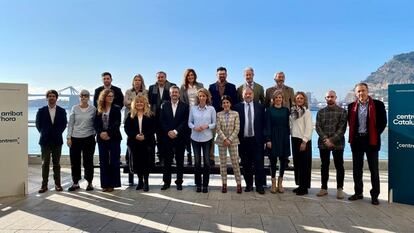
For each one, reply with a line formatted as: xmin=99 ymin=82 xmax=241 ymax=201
xmin=0 ymin=83 xmax=28 ymax=197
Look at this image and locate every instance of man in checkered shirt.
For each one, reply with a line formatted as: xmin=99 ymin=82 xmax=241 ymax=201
xmin=315 ymin=90 xmax=347 ymax=199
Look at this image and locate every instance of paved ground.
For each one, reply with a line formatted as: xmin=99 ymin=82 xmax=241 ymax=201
xmin=0 ymin=166 xmax=413 ymax=232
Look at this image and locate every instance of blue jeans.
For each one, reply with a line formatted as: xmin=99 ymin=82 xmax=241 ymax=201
xmin=192 ymin=139 xmax=212 ymax=187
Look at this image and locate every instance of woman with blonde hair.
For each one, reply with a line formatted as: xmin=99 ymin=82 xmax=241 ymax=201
xmin=265 ymin=91 xmax=290 ymax=193
xmin=124 ymin=74 xmax=148 ymax=118
xmin=124 ymin=95 xmax=155 ymax=191
xmin=180 ymin=68 xmax=204 ymax=165
xmin=94 ymin=89 xmax=122 ymax=192
xmin=290 ymin=91 xmax=313 ymax=195
xmin=123 ymin=74 xmax=148 ymax=182
xmin=188 ymin=88 xmax=216 ymax=193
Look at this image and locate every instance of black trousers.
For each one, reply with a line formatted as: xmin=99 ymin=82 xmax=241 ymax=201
xmin=239 ymin=137 xmax=265 ymax=188
xmin=69 ymin=135 xmax=96 ymax=183
xmin=319 ymin=149 xmax=344 ymax=189
xmin=192 ymin=139 xmax=212 ymax=187
xmin=163 ymin=138 xmax=185 ymax=185
xmin=351 ymin=136 xmax=380 ymax=199
xmin=269 ymin=156 xmax=286 ymax=178
xmin=292 ymin=137 xmax=312 ymax=190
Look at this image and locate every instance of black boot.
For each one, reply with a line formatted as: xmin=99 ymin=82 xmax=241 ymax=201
xmin=143 ymin=175 xmax=149 ymax=192
xmin=136 ymin=175 xmax=144 ymax=190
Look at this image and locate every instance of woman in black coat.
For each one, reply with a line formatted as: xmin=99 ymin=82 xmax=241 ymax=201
xmin=124 ymin=94 xmax=155 ymax=191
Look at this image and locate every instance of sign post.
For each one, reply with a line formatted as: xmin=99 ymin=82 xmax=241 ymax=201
xmin=388 ymin=84 xmax=414 ymax=205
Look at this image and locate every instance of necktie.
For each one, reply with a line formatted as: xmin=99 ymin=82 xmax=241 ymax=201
xmin=247 ymin=103 xmax=253 ymax=136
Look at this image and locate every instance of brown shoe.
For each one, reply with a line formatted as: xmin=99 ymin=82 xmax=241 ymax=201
xmin=221 ymin=184 xmax=227 ymax=193
xmin=236 ymin=184 xmax=242 ymax=194
xmin=55 ymin=185 xmax=63 ymax=192
xmin=38 ymin=186 xmax=48 ymax=193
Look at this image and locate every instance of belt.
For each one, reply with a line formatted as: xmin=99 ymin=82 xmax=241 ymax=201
xmin=357 ymin=133 xmax=368 ymax=137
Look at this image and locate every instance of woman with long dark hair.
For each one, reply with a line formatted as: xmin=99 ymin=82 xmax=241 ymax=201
xmin=94 ymin=89 xmax=122 ymax=192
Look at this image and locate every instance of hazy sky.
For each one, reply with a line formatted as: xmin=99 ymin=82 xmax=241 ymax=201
xmin=1 ymin=0 xmax=413 ymax=100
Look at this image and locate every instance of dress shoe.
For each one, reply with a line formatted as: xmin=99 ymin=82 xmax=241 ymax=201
xmin=176 ymin=184 xmax=183 ymax=190
xmin=256 ymin=187 xmax=265 ymax=195
xmin=68 ymin=183 xmax=80 ymax=192
xmin=136 ymin=182 xmax=144 ymax=190
xmin=196 ymin=186 xmax=202 ymax=193
xmin=244 ymin=186 xmax=253 ymax=192
xmin=371 ymin=198 xmax=380 ymax=205
xmin=55 ymin=185 xmax=63 ymax=192
xmin=202 ymin=187 xmax=208 ymax=193
xmin=348 ymin=194 xmax=364 ymax=201
xmin=86 ymin=183 xmax=94 ymax=191
xmin=296 ymin=189 xmax=308 ymax=196
xmin=143 ymin=184 xmax=149 ymax=192
xmin=107 ymin=187 xmax=114 ymax=192
xmin=292 ymin=187 xmax=299 ymax=193
xmin=221 ymin=184 xmax=227 ymax=193
xmin=236 ymin=184 xmax=242 ymax=194
xmin=38 ymin=186 xmax=48 ymax=193
xmin=161 ymin=184 xmax=170 ymax=190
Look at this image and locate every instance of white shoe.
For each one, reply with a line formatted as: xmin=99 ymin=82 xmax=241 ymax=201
xmin=336 ymin=188 xmax=344 ymax=199
xmin=316 ymin=189 xmax=328 ymax=197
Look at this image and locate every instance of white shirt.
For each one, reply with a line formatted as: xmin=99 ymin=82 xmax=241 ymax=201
xmin=290 ymin=108 xmax=313 ymax=142
xmin=138 ymin=115 xmax=143 ymax=134
xmin=48 ymin=104 xmax=56 ymax=124
xmin=187 ymin=85 xmax=198 ymax=106
xmin=158 ymin=86 xmax=164 ymax=99
xmin=171 ymin=101 xmax=178 ymax=117
xmin=243 ymin=101 xmax=255 ymax=137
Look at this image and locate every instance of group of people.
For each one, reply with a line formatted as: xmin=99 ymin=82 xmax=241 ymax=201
xmin=35 ymin=67 xmax=387 ymax=205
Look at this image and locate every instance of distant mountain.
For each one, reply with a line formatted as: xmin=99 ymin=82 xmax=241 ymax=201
xmin=345 ymin=51 xmax=414 ymax=103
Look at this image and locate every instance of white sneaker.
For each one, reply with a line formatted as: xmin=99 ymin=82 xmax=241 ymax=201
xmin=316 ymin=189 xmax=328 ymax=197
xmin=337 ymin=188 xmax=344 ymax=199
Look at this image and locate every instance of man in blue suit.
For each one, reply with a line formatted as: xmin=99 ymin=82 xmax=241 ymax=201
xmin=36 ymin=90 xmax=67 ymax=193
xmin=208 ymin=67 xmax=238 ymax=165
xmin=234 ymin=87 xmax=266 ymax=194
xmin=159 ymin=86 xmax=189 ymax=190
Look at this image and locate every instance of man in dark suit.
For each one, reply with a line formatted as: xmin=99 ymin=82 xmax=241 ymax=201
xmin=36 ymin=90 xmax=68 ymax=193
xmin=159 ymin=86 xmax=189 ymax=190
xmin=234 ymin=87 xmax=266 ymax=194
xmin=93 ymin=72 xmax=124 ymax=108
xmin=347 ymin=83 xmax=387 ymax=205
xmin=148 ymin=71 xmax=176 ymax=166
xmin=208 ymin=67 xmax=238 ymax=166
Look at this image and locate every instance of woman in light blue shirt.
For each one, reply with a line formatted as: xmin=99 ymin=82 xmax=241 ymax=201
xmin=67 ymin=90 xmax=96 ymax=191
xmin=188 ymin=88 xmax=216 ymax=193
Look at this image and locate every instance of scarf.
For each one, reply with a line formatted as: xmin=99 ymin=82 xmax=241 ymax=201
xmin=290 ymin=105 xmax=305 ymax=120
xmin=348 ymin=96 xmax=378 ymax=146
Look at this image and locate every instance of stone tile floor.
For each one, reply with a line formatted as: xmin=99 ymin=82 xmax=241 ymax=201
xmin=0 ymin=166 xmax=413 ymax=232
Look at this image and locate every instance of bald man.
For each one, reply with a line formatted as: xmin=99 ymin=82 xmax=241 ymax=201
xmin=315 ymin=90 xmax=347 ymax=199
